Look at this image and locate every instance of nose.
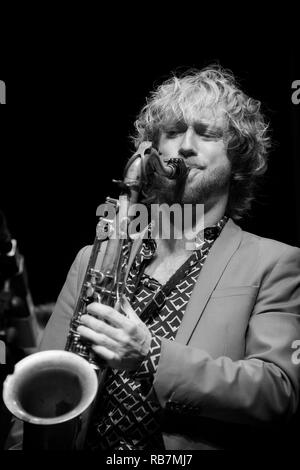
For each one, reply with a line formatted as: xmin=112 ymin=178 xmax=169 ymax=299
xmin=178 ymin=127 xmax=197 ymax=159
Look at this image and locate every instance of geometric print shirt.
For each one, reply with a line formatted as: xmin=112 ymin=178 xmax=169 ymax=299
xmin=86 ymin=216 xmax=228 ymax=450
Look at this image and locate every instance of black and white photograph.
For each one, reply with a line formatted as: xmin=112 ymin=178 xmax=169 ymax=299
xmin=0 ymin=23 xmax=299 ymax=462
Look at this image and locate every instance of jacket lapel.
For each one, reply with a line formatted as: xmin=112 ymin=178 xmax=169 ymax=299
xmin=175 ymin=219 xmax=242 ymax=344
xmin=119 ymin=219 xmax=242 ymax=345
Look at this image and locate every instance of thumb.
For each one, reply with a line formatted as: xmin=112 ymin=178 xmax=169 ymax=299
xmin=120 ymin=295 xmax=140 ymax=322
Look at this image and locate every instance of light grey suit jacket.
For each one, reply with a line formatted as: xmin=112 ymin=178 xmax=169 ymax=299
xmin=39 ymin=219 xmax=300 ymax=449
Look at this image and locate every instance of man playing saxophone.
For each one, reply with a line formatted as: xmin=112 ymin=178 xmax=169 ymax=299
xmin=11 ymin=66 xmax=300 ymax=450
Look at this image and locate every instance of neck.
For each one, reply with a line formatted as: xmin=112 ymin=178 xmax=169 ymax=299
xmin=151 ymin=195 xmax=227 ymax=255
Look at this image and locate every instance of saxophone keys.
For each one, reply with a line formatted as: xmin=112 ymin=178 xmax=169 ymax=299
xmin=84 ymin=282 xmax=94 ymax=298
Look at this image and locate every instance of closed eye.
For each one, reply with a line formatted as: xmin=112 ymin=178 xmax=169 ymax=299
xmin=163 ymin=121 xmax=187 ymax=139
xmin=201 ymin=132 xmax=223 ymax=140
xmin=194 ymin=123 xmax=223 ymax=139
xmin=165 ymin=130 xmax=184 ymax=138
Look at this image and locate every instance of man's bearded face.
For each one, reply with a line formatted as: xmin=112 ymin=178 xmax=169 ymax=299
xmin=151 ymin=113 xmax=231 ymax=206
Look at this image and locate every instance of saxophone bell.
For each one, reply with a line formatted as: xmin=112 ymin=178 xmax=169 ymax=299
xmin=3 ymin=350 xmax=98 ymax=449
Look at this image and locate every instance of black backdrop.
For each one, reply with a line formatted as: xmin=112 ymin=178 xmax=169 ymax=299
xmin=0 ymin=38 xmax=299 ymax=307
xmin=0 ymin=18 xmax=300 ymax=457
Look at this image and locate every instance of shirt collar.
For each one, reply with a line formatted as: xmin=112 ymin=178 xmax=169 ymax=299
xmin=141 ymin=215 xmax=228 ymax=256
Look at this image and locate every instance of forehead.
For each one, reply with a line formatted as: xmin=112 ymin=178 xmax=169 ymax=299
xmin=162 ymin=116 xmax=227 ymax=136
xmin=162 ymin=105 xmax=227 ymax=130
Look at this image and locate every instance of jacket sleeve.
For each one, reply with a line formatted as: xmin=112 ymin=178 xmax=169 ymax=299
xmin=38 ymin=246 xmax=91 ymax=351
xmin=152 ymin=245 xmax=300 ymax=426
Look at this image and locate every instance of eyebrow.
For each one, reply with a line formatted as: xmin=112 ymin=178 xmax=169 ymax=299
xmin=162 ymin=120 xmax=224 ymax=137
xmin=162 ymin=120 xmax=187 ymax=132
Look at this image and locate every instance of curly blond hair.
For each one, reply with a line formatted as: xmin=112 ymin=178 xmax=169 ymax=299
xmin=133 ymin=65 xmax=271 ymax=220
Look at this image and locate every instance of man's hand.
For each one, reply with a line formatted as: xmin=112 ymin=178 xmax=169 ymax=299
xmin=77 ymin=297 xmax=152 ymax=371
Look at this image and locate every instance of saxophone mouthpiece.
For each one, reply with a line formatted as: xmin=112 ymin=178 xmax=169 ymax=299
xmin=143 ymin=146 xmax=188 ymax=181
xmin=164 ymin=158 xmax=189 ymax=180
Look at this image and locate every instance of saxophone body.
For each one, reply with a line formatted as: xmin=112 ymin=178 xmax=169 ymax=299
xmin=2 ymin=143 xmax=188 ymax=449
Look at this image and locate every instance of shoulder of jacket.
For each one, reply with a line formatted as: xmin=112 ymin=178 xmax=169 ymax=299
xmin=239 ymin=228 xmax=300 ymax=261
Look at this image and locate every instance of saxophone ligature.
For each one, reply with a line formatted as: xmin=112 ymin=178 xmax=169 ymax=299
xmin=2 ymin=142 xmax=188 ymax=450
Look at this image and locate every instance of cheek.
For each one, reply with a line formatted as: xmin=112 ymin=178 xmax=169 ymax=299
xmin=205 ymin=142 xmax=228 ymax=165
xmin=158 ymin=138 xmax=178 ymax=157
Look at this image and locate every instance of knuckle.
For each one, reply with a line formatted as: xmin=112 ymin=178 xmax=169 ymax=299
xmin=126 ymin=322 xmax=137 ymax=335
xmin=105 ymin=305 xmax=116 ymax=316
xmin=86 ymin=304 xmax=100 ymax=317
xmin=119 ymin=331 xmax=130 ymax=345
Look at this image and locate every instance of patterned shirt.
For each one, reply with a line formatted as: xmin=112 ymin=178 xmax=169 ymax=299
xmin=86 ymin=216 xmax=228 ymax=450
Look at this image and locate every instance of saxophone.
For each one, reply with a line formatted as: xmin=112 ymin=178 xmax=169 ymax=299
xmin=2 ymin=142 xmax=188 ymax=450
xmin=65 ymin=142 xmax=188 ymax=366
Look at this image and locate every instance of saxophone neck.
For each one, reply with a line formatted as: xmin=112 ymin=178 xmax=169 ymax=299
xmin=121 ymin=142 xmax=188 ymax=202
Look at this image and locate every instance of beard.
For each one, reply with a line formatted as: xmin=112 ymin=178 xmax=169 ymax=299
xmin=142 ymin=162 xmax=231 ymax=208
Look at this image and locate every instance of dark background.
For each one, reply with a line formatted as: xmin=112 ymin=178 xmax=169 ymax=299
xmin=0 ymin=16 xmax=299 ymax=455
xmin=0 ymin=34 xmax=299 ymax=307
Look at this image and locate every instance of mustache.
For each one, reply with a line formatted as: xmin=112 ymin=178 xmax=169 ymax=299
xmin=163 ymin=158 xmax=206 ymax=171
xmin=142 ymin=162 xmax=231 ymax=205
